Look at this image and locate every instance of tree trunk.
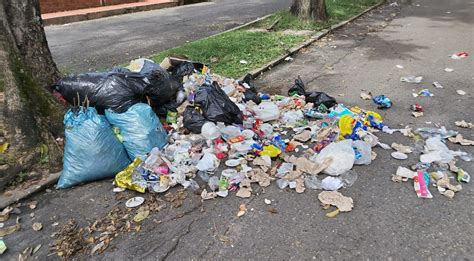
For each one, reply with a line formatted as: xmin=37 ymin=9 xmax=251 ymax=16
xmin=290 ymin=0 xmax=328 ymax=21
xmin=0 ymin=0 xmax=64 ymax=190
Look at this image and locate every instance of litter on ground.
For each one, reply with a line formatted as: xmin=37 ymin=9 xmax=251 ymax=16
xmin=42 ymin=55 xmax=472 ymax=230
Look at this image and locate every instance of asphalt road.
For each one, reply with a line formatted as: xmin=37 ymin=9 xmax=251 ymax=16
xmin=3 ymin=0 xmax=474 ymax=259
xmin=45 ymin=0 xmax=290 ymax=73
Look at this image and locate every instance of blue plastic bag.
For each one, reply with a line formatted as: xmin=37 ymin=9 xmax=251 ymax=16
xmin=105 ymin=103 xmax=168 ymax=160
xmin=58 ymin=107 xmax=131 ymax=189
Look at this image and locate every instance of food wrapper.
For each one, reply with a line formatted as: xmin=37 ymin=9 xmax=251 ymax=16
xmin=115 ymin=158 xmax=146 ymax=193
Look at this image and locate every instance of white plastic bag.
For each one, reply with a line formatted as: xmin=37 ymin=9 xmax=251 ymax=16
xmin=315 ymin=139 xmax=355 ymax=176
xmin=196 ymin=153 xmax=219 ymax=171
xmin=420 ymin=136 xmax=454 ymax=164
xmin=282 ymin=110 xmax=304 ymax=125
xmin=353 ymin=140 xmax=372 ymax=165
xmin=254 ymin=102 xmax=280 ymax=122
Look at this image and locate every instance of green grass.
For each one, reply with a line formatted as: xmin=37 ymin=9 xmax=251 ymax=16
xmin=254 ymin=0 xmax=382 ymax=31
xmin=147 ymin=0 xmax=382 ymax=78
xmin=150 ymin=31 xmax=305 ymax=79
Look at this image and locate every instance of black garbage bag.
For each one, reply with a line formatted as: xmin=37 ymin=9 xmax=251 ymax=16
xmin=153 ymin=100 xmax=178 ymax=117
xmin=183 ymin=106 xmax=207 ymax=134
xmin=170 ymin=61 xmax=195 ymax=83
xmin=288 ymin=76 xmax=306 ymax=96
xmin=305 ymin=91 xmax=337 ymax=108
xmin=288 ymin=76 xmax=337 ymax=109
xmin=240 ymin=74 xmax=261 ymax=104
xmin=143 ymin=67 xmax=182 ymax=105
xmin=194 ymin=82 xmax=243 ymax=124
xmin=55 ymin=72 xmax=148 ymax=114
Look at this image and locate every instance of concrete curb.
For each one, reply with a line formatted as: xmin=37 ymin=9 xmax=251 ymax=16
xmin=0 ymin=172 xmax=60 ymax=210
xmin=247 ymin=0 xmax=388 ymax=79
xmin=43 ymin=1 xmax=178 ymax=26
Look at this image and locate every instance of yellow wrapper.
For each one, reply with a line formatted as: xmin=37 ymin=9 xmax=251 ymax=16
xmin=115 ymin=158 xmax=146 ymax=193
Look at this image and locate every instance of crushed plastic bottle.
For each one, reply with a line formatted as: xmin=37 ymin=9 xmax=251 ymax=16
xmin=340 ymin=170 xmax=358 ymax=188
xmin=304 ymin=175 xmax=322 ymax=190
xmin=400 ymin=76 xmax=423 ymax=83
xmin=276 ymin=179 xmax=289 ymax=189
xmin=208 ymin=176 xmax=219 ymax=191
xmin=415 ymin=127 xmax=458 ymax=139
xmin=197 ymin=170 xmax=210 ymax=182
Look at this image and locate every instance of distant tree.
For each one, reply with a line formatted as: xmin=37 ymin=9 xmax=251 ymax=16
xmin=290 ymin=0 xmax=328 ymax=21
xmin=0 ymin=0 xmax=64 ymax=189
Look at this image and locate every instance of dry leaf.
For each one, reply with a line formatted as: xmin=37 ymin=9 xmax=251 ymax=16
xmin=133 ymin=208 xmax=150 ymax=223
xmin=29 ymin=201 xmax=38 ymax=210
xmin=32 ymin=222 xmax=43 ymax=231
xmin=360 ymin=91 xmax=372 ymax=100
xmin=295 ymin=177 xmax=305 ymax=193
xmin=412 ymin=111 xmax=424 ymax=118
xmin=267 ymin=208 xmax=278 ymax=214
xmin=237 ymin=204 xmax=247 ymax=217
xmin=318 ymin=191 xmax=353 ymax=212
xmin=32 ymin=244 xmax=42 ymax=254
xmin=371 ymin=151 xmax=377 ymax=160
xmin=448 ymin=134 xmax=474 ymax=146
xmin=293 ymin=130 xmax=312 ymax=142
xmin=253 ymin=155 xmax=272 ymax=167
xmin=391 ymin=143 xmax=413 ymax=154
xmin=201 ymin=189 xmax=217 ymax=200
xmin=0 ymin=224 xmax=20 ymax=237
xmin=236 ymin=187 xmax=252 ymax=198
xmin=0 ymin=207 xmax=13 ymax=222
xmin=455 ymin=120 xmax=474 ymax=129
xmin=326 ymin=209 xmax=340 ymax=218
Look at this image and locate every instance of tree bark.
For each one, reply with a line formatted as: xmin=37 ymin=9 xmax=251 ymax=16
xmin=290 ymin=0 xmax=328 ymax=21
xmin=0 ymin=0 xmax=64 ymax=190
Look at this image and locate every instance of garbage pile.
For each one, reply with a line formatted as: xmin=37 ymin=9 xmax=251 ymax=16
xmin=53 ymin=57 xmax=472 ymax=216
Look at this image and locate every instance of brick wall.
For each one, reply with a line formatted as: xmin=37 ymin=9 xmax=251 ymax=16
xmin=40 ymin=0 xmax=140 ymax=14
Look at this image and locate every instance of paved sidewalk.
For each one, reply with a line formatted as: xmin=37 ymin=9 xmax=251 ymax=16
xmin=42 ymin=0 xmax=178 ymax=26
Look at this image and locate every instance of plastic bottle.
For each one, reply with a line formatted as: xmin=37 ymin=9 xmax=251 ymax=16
xmin=187 ymin=179 xmax=200 ymax=192
xmin=276 ymin=179 xmax=289 ymax=189
xmin=304 ymin=175 xmax=322 ymax=190
xmin=260 ymin=123 xmax=273 ymax=138
xmin=340 ymin=170 xmax=358 ymax=188
xmin=197 ymin=170 xmax=210 ymax=182
xmin=208 ymin=176 xmax=219 ymax=191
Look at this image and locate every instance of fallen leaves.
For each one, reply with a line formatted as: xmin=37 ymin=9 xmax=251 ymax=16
xmin=391 ymin=143 xmax=413 ymax=154
xmin=201 ymin=189 xmax=217 ymax=200
xmin=455 ymin=120 xmax=473 ymax=129
xmin=133 ymin=207 xmax=150 ymax=223
xmin=325 ymin=209 xmax=340 ymax=218
xmin=448 ymin=134 xmax=474 ymax=146
xmin=412 ymin=111 xmax=423 ymax=118
xmin=32 ymin=222 xmax=43 ymax=231
xmin=237 ymin=204 xmax=247 ymax=217
xmin=318 ymin=191 xmax=353 ymax=212
xmin=51 ymin=219 xmax=86 ymax=258
xmin=360 ymin=91 xmax=372 ymax=100
xmin=0 ymin=224 xmax=20 ymax=237
xmin=0 ymin=207 xmax=13 ymax=222
xmin=165 ymin=189 xmax=187 ymax=208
